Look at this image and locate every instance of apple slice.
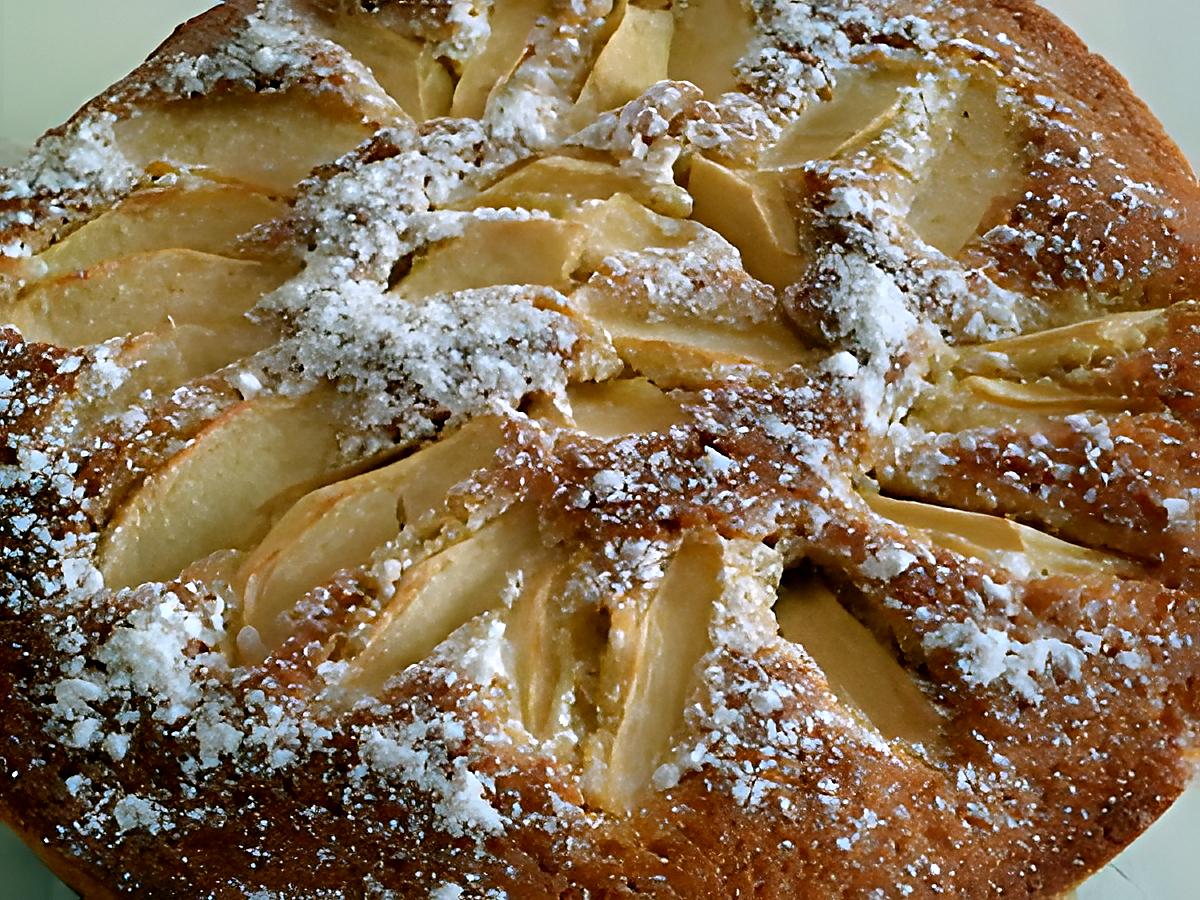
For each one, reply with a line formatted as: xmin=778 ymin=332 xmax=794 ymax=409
xmin=115 ymin=92 xmax=378 ymax=195
xmin=338 ymin=503 xmax=553 ymax=698
xmin=462 ymin=156 xmax=692 ymax=218
xmin=576 ymin=282 xmax=806 ymax=386
xmin=393 ymin=218 xmax=585 ymax=299
xmin=863 ymin=492 xmax=1133 ymax=578
xmin=237 ymin=416 xmax=508 ymax=652
xmin=687 ymin=156 xmax=805 ymax=290
xmin=62 ymin=319 xmax=278 ymax=437
xmin=567 ymin=193 xmax=697 ymax=270
xmin=950 ymin=309 xmax=1164 ymax=380
xmin=569 ymin=4 xmax=674 ymax=128
xmin=6 ymin=250 xmax=288 ymax=347
xmin=559 ymin=379 xmax=687 ymax=438
xmin=904 ymin=77 xmax=1024 ymax=256
xmin=318 ymin=14 xmax=452 ymax=120
xmin=451 ymin=0 xmax=552 ymax=118
xmin=668 ymin=0 xmax=753 ymax=98
xmin=36 ymin=181 xmax=287 ymax=279
xmin=774 ymin=576 xmax=944 ymax=748
xmin=762 ymin=64 xmax=920 ymax=170
xmin=97 ymin=391 xmax=344 ymax=590
xmin=592 ymin=532 xmax=721 ymax=813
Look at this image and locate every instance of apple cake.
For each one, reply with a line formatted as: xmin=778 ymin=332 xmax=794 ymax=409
xmin=2 ymin=0 xmax=1199 ymax=896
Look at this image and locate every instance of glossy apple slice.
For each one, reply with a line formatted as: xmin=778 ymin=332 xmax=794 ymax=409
xmin=904 ymin=77 xmax=1024 ymax=256
xmin=567 ymin=192 xmax=696 ymax=269
xmin=6 ymin=250 xmax=288 ymax=347
xmin=393 ymin=218 xmax=585 ymax=299
xmin=35 ymin=181 xmax=287 ymax=279
xmin=950 ymin=309 xmax=1164 ymax=380
xmin=115 ymin=92 xmax=379 ymax=195
xmin=591 ymin=532 xmax=721 ymax=813
xmin=686 ymin=156 xmax=804 ymax=290
xmin=97 ymin=391 xmax=344 ymax=590
xmin=237 ymin=416 xmax=507 ymax=652
xmin=338 ymin=502 xmax=553 ymax=698
xmin=541 ymin=378 xmax=687 ymax=438
xmin=575 ymin=281 xmax=806 ymax=387
xmin=774 ymin=575 xmax=944 ymax=748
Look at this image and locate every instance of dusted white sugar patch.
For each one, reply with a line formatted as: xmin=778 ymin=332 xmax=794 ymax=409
xmin=924 ymin=620 xmax=1090 ymax=704
xmin=112 ymin=795 xmax=174 ymax=835
xmin=436 ymin=0 xmax=494 ymax=64
xmin=264 ymin=279 xmax=580 ymax=435
xmin=0 ymin=114 xmax=137 ymax=247
xmin=356 ymin=715 xmax=506 ymax=838
xmin=860 ymin=544 xmax=918 ymax=582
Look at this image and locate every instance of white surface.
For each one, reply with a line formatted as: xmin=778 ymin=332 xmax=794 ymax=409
xmin=0 ymin=1 xmax=1196 ymax=897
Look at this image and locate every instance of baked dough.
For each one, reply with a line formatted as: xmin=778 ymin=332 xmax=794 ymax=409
xmin=2 ymin=0 xmax=1199 ymax=896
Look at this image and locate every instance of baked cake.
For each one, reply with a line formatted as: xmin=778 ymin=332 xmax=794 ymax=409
xmin=2 ymin=0 xmax=1199 ymax=896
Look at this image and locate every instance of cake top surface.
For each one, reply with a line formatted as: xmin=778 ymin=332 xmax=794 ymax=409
xmin=1 ymin=1 xmax=1200 ymax=897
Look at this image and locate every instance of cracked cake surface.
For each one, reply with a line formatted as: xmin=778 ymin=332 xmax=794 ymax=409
xmin=2 ymin=0 xmax=1200 ymax=897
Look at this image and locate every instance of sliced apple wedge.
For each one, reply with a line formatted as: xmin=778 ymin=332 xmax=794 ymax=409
xmin=576 ymin=283 xmax=805 ymax=386
xmin=762 ymin=64 xmax=920 ymax=170
xmin=238 ymin=416 xmax=507 ymax=651
xmin=668 ymin=0 xmax=753 ymax=98
xmin=62 ymin=319 xmax=278 ymax=437
xmin=393 ymin=218 xmax=586 ymax=299
xmin=569 ymin=4 xmax=674 ymax=129
xmin=36 ymin=181 xmax=287 ymax=280
xmin=339 ymin=503 xmax=553 ymax=698
xmin=950 ymin=309 xmax=1164 ymax=380
xmin=904 ymin=78 xmax=1024 ymax=256
xmin=775 ymin=576 xmax=944 ymax=748
xmin=6 ymin=250 xmax=288 ymax=347
xmin=567 ymin=193 xmax=696 ymax=269
xmin=560 ymin=379 xmax=687 ymax=438
xmin=592 ymin=532 xmax=721 ymax=814
xmin=913 ymin=372 xmax=1143 ymax=433
xmin=687 ymin=156 xmax=804 ymax=289
xmin=863 ymin=492 xmax=1133 ymax=578
xmin=505 ymin=560 xmax=576 ymax=739
xmin=319 ymin=14 xmax=452 ymax=120
xmin=451 ymin=0 xmax=552 ymax=118
xmin=115 ymin=92 xmax=378 ymax=195
xmin=97 ymin=391 xmax=344 ymax=590
xmin=462 ymin=156 xmax=692 ymax=218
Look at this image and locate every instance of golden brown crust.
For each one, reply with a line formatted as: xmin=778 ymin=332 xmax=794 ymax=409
xmin=3 ymin=1 xmax=1200 ymax=897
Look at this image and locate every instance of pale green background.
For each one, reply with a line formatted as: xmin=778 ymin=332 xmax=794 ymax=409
xmin=0 ymin=1 xmax=1196 ymax=897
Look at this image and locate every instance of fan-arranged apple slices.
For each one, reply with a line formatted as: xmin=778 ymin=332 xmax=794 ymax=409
xmin=337 ymin=502 xmax=559 ymax=699
xmin=863 ymin=491 xmax=1134 ymax=579
xmin=237 ymin=416 xmax=509 ymax=654
xmin=881 ymin=304 xmax=1200 ymax=568
xmin=5 ymin=250 xmax=289 ymax=349
xmin=96 ymin=390 xmax=346 ymax=590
